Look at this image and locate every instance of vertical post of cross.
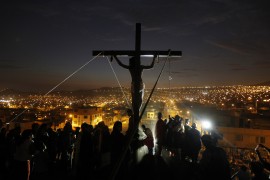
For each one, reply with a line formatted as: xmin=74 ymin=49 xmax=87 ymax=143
xmin=133 ymin=23 xmax=141 ymax=130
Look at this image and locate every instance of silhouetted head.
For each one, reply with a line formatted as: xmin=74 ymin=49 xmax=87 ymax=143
xmin=98 ymin=121 xmax=105 ymax=126
xmin=192 ymin=123 xmax=197 ymax=129
xmin=175 ymin=115 xmax=180 ymax=121
xmin=18 ymin=129 xmax=33 ymax=145
xmin=81 ymin=122 xmax=88 ymax=132
xmin=38 ymin=123 xmax=48 ymax=132
xmin=31 ymin=123 xmax=39 ymax=134
xmin=113 ymin=121 xmax=122 ymax=132
xmin=201 ymin=134 xmax=213 ymax=148
xmin=22 ymin=129 xmax=33 ymax=138
xmin=63 ymin=122 xmax=72 ymax=132
xmin=141 ymin=124 xmax=146 ymax=131
xmin=158 ymin=112 xmax=162 ymax=119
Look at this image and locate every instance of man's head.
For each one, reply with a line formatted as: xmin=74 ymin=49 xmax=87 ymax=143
xmin=185 ymin=119 xmax=190 ymax=125
xmin=192 ymin=122 xmax=197 ymax=129
xmin=201 ymin=134 xmax=213 ymax=148
xmin=141 ymin=124 xmax=146 ymax=130
xmin=158 ymin=112 xmax=162 ymax=119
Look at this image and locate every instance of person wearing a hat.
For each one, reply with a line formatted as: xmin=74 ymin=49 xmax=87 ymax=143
xmin=185 ymin=123 xmax=201 ymax=163
xmin=197 ymin=134 xmax=231 ymax=180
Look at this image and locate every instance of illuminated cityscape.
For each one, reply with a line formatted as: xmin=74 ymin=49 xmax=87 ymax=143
xmin=1 ymin=85 xmax=270 ymax=133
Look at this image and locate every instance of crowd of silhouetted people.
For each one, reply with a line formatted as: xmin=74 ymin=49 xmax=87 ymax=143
xmin=1 ymin=111 xmax=270 ymax=180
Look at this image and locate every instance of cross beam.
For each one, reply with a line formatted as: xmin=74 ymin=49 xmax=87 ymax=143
xmin=92 ymin=50 xmax=182 ymax=57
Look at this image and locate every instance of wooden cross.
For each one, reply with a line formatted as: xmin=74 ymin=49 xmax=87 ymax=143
xmin=93 ymin=23 xmax=181 ymax=131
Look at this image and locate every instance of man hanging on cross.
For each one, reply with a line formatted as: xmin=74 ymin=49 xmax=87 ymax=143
xmin=112 ymin=55 xmax=156 ymax=110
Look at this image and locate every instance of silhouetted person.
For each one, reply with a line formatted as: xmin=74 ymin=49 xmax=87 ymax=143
xmin=110 ymin=121 xmax=127 ymax=180
xmin=76 ymin=123 xmax=94 ymax=180
xmin=110 ymin=121 xmax=125 ymax=164
xmin=31 ymin=123 xmax=39 ymax=140
xmin=58 ymin=122 xmax=75 ymax=172
xmin=198 ymin=134 xmax=231 ymax=180
xmin=171 ymin=117 xmax=185 ymax=160
xmin=183 ymin=119 xmax=191 ymax=159
xmin=141 ymin=124 xmax=154 ymax=155
xmin=12 ymin=129 xmax=35 ymax=180
xmin=46 ymin=127 xmax=58 ymax=164
xmin=184 ymin=119 xmax=192 ymax=134
xmin=165 ymin=115 xmax=174 ymax=149
xmin=93 ymin=121 xmax=111 ymax=170
xmin=186 ymin=123 xmax=201 ymax=163
xmin=35 ymin=123 xmax=49 ymax=151
xmin=31 ymin=141 xmax=50 ymax=180
xmin=155 ymin=112 xmax=167 ymax=156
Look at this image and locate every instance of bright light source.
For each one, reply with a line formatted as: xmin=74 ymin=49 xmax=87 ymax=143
xmin=141 ymin=55 xmax=154 ymax=57
xmin=202 ymin=120 xmax=212 ymax=130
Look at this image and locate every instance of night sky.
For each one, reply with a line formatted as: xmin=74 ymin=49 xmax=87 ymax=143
xmin=1 ymin=0 xmax=270 ymax=92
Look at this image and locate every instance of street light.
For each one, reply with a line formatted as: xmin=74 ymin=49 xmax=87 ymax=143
xmin=202 ymin=120 xmax=212 ymax=129
xmin=201 ymin=119 xmax=212 ymax=135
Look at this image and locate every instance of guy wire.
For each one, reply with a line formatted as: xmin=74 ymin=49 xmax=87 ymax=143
xmin=8 ymin=53 xmax=101 ymax=123
xmin=107 ymin=56 xmax=131 ymax=109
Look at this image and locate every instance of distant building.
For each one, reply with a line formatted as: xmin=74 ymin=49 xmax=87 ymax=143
xmin=217 ymin=127 xmax=270 ymax=149
xmin=68 ymin=107 xmax=103 ymax=127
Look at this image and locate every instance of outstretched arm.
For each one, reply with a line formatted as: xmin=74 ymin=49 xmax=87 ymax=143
xmin=113 ymin=55 xmax=129 ymax=69
xmin=142 ymin=55 xmax=156 ymax=69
